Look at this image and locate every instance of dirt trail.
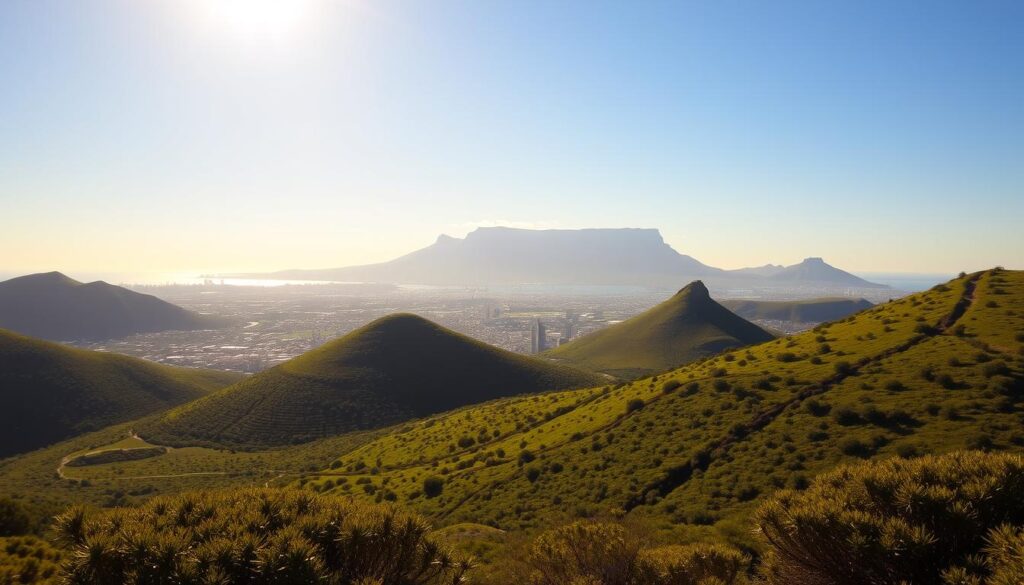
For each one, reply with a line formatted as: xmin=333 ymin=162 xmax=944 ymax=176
xmin=622 ymin=274 xmax=981 ymax=511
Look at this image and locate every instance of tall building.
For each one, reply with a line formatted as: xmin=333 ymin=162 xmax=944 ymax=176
xmin=562 ymin=321 xmax=577 ymax=343
xmin=530 ymin=319 xmax=547 ymax=354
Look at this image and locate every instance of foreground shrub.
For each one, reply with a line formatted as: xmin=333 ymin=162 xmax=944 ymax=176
xmin=756 ymin=451 xmax=1024 ymax=585
xmin=637 ymin=543 xmax=747 ymax=585
xmin=55 ymin=487 xmax=470 ymax=585
xmin=528 ymin=521 xmax=746 ymax=585
xmin=0 ymin=497 xmax=31 ymax=536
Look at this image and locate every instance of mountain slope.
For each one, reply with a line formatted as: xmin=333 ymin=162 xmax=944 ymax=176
xmin=765 ymin=257 xmax=886 ymax=288
xmin=0 ymin=272 xmax=227 ymax=341
xmin=721 ymin=297 xmax=873 ymax=323
xmin=0 ymin=329 xmax=242 ymax=457
xmin=220 ymin=227 xmax=723 ymax=286
xmin=220 ymin=228 xmax=888 ymax=289
xmin=299 ymin=269 xmax=1022 ymax=544
xmin=141 ymin=313 xmax=604 ymax=449
xmin=545 ymin=281 xmax=775 ymax=378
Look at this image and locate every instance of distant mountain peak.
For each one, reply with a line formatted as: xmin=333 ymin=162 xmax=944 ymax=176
xmin=548 ymin=280 xmax=773 ymax=378
xmin=802 ymin=257 xmax=826 ymax=264
xmin=0 ymin=271 xmax=227 ymax=341
xmin=676 ymin=280 xmax=710 ymax=299
xmin=143 ymin=313 xmax=601 ymax=448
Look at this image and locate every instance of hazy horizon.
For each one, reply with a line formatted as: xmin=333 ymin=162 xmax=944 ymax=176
xmin=3 ymin=1 xmax=1023 ymax=275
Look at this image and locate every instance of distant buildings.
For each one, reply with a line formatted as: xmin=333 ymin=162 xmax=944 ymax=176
xmin=530 ymin=319 xmax=547 ymax=353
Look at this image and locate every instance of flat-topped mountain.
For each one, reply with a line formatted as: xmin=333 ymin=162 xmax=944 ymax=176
xmin=0 ymin=272 xmax=228 ymax=341
xmin=221 ymin=227 xmax=722 ymax=287
xmin=220 ymin=227 xmax=887 ymax=290
xmin=0 ymin=328 xmax=242 ymax=457
xmin=141 ymin=313 xmax=603 ymax=449
xmin=721 ymin=297 xmax=874 ymax=323
xmin=545 ymin=281 xmax=775 ymax=378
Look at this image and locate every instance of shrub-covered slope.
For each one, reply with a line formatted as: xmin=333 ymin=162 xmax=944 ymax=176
xmin=0 ymin=329 xmax=242 ymax=458
xmin=303 ymin=269 xmax=1023 ymax=543
xmin=142 ymin=313 xmax=603 ymax=449
xmin=721 ymin=297 xmax=873 ymax=324
xmin=0 ymin=272 xmax=227 ymax=341
xmin=546 ymin=281 xmax=775 ymax=378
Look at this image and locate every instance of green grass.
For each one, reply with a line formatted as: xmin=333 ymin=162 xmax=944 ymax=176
xmin=546 ymin=281 xmax=775 ymax=379
xmin=290 ymin=270 xmax=1022 ymax=549
xmin=0 ymin=536 xmax=63 ymax=585
xmin=720 ymin=297 xmax=873 ymax=323
xmin=0 ymin=269 xmax=1020 ymax=574
xmin=141 ymin=313 xmax=603 ymax=449
xmin=0 ymin=328 xmax=242 ymax=458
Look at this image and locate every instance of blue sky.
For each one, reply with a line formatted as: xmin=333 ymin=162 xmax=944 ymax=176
xmin=1 ymin=0 xmax=1022 ymax=275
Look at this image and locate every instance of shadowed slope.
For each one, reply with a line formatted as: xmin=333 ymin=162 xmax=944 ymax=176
xmin=142 ymin=314 xmax=603 ymax=449
xmin=721 ymin=297 xmax=873 ymax=323
xmin=0 ymin=329 xmax=242 ymax=457
xmin=0 ymin=272 xmax=228 ymax=342
xmin=546 ymin=281 xmax=775 ymax=378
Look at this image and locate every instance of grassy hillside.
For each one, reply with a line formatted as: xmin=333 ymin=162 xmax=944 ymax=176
xmin=0 ymin=269 xmax=1020 ymax=574
xmin=0 ymin=272 xmax=227 ymax=341
xmin=0 ymin=328 xmax=242 ymax=458
xmin=291 ymin=269 xmax=1022 ymax=547
xmin=721 ymin=297 xmax=873 ymax=323
xmin=141 ymin=313 xmax=604 ymax=449
xmin=546 ymin=281 xmax=775 ymax=378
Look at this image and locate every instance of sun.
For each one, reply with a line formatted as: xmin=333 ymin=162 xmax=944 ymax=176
xmin=200 ymin=0 xmax=316 ymax=42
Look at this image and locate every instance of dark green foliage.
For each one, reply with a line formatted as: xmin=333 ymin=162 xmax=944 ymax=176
xmin=661 ymin=380 xmax=682 ymax=394
xmin=0 ymin=328 xmax=241 ymax=457
xmin=757 ymin=451 xmax=1024 ymax=585
xmin=55 ymin=488 xmax=470 ymax=585
xmin=528 ymin=521 xmax=746 ymax=585
xmin=143 ymin=314 xmax=601 ymax=449
xmin=0 ymin=536 xmax=63 ymax=585
xmin=0 ymin=498 xmax=31 ymax=537
xmin=626 ymin=398 xmax=646 ymax=413
xmin=423 ymin=476 xmax=444 ymax=499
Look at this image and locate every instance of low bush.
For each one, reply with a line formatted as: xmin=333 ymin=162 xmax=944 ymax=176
xmin=54 ymin=488 xmax=470 ymax=585
xmin=756 ymin=451 xmax=1024 ymax=585
xmin=528 ymin=521 xmax=747 ymax=585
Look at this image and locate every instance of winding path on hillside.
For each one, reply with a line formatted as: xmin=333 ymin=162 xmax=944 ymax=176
xmin=621 ymin=273 xmax=981 ymax=510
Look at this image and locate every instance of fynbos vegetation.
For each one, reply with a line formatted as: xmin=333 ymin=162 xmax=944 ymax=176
xmin=55 ymin=488 xmax=471 ymax=585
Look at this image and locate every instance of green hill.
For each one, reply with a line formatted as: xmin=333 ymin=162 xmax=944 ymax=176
xmin=291 ymin=269 xmax=1022 ymax=546
xmin=721 ymin=297 xmax=873 ymax=323
xmin=546 ymin=281 xmax=775 ymax=378
xmin=1 ymin=269 xmax=1020 ymax=569
xmin=0 ymin=272 xmax=228 ymax=341
xmin=141 ymin=313 xmax=603 ymax=449
xmin=0 ymin=329 xmax=242 ymax=458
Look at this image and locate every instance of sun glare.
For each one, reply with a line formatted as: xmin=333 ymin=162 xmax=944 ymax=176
xmin=200 ymin=0 xmax=316 ymax=42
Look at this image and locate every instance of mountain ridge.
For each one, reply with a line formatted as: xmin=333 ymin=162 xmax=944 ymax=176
xmin=545 ymin=280 xmax=775 ymax=378
xmin=0 ymin=327 xmax=242 ymax=457
xmin=141 ymin=313 xmax=604 ymax=449
xmin=215 ymin=227 xmax=887 ymax=289
xmin=0 ymin=272 xmax=228 ymax=341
